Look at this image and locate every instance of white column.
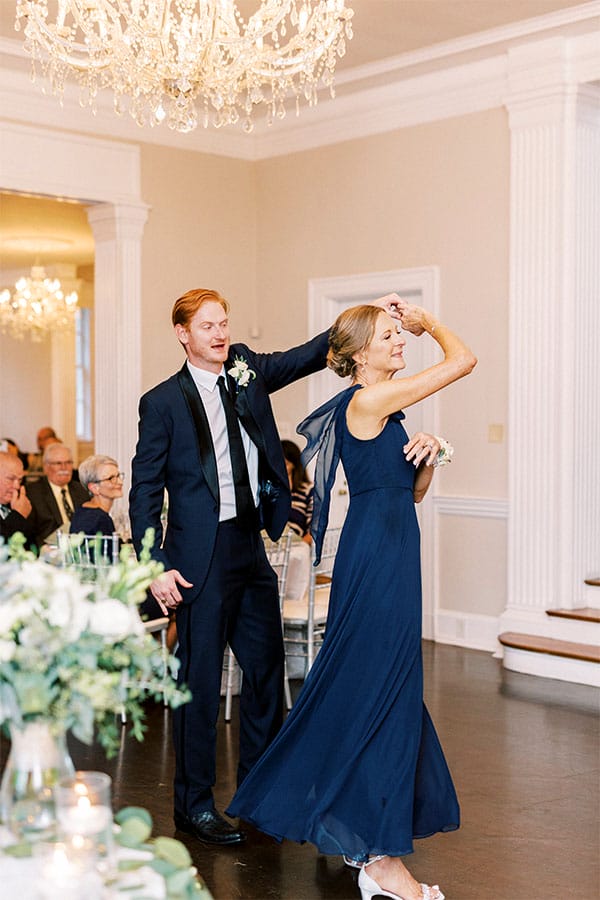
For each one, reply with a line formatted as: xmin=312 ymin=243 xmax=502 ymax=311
xmin=86 ymin=202 xmax=149 ymax=486
xmin=48 ymin=265 xmax=80 ymax=460
xmin=502 ymin=38 xmax=600 ymax=631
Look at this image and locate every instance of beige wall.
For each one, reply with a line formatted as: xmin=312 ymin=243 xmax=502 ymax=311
xmin=135 ymin=117 xmax=510 ymax=629
xmin=0 ymin=332 xmax=52 ymax=454
xmin=139 ymin=145 xmax=258 ymax=393
xmin=136 ymin=113 xmax=509 ymax=508
xmin=254 ymin=110 xmax=509 ymax=499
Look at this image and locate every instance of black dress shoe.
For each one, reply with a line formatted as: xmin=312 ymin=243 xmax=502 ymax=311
xmin=174 ymin=809 xmax=246 ymax=845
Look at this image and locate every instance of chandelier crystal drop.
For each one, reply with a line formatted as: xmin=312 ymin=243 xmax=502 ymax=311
xmin=0 ymin=266 xmax=79 ymax=342
xmin=15 ymin=1 xmax=354 ymax=133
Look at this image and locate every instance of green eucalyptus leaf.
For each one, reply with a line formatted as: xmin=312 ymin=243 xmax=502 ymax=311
xmin=153 ymin=836 xmax=192 ymax=867
xmin=2 ymin=841 xmax=33 ymax=857
xmin=115 ymin=806 xmax=153 ymax=828
xmin=165 ymin=867 xmax=194 ymax=895
xmin=117 ymin=858 xmax=146 ymax=872
xmin=149 ymin=857 xmax=178 ymax=877
xmin=117 ymin=816 xmax=153 ymax=845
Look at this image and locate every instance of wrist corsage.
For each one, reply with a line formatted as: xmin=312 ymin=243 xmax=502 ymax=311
xmin=228 ymin=356 xmax=256 ymax=389
xmin=433 ymin=436 xmax=454 ymax=468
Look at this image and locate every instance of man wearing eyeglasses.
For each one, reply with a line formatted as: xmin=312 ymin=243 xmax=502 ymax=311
xmin=0 ymin=450 xmax=35 ymax=546
xmin=25 ymin=442 xmax=89 ymax=547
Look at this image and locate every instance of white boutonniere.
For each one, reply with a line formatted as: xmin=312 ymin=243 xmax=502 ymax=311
xmin=228 ymin=356 xmax=256 ymax=389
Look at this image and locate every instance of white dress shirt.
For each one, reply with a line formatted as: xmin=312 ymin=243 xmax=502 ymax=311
xmin=187 ymin=361 xmax=259 ymax=522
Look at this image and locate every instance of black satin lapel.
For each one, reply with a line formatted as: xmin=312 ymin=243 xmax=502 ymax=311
xmin=177 ymin=366 xmax=219 ymax=504
xmin=232 ymin=379 xmax=265 ymax=453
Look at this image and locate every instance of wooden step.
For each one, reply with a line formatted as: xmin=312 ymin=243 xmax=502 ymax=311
xmin=546 ymin=607 xmax=600 ymax=624
xmin=498 ymin=632 xmax=600 ymax=664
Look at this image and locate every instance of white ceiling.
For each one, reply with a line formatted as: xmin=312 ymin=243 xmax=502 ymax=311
xmin=0 ymin=0 xmax=585 ymax=61
xmin=0 ymin=0 xmax=591 ymax=273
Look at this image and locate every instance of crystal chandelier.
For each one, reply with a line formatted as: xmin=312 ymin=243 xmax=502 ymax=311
xmin=15 ymin=1 xmax=354 ymax=133
xmin=0 ymin=266 xmax=79 ymax=342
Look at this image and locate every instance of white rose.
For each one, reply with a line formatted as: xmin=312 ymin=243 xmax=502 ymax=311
xmin=0 ymin=639 xmax=15 ymax=662
xmin=0 ymin=600 xmax=26 ymax=634
xmin=88 ymin=599 xmax=143 ymax=640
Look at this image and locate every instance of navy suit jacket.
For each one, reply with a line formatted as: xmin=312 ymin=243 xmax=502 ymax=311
xmin=129 ymin=332 xmax=329 ymax=603
xmin=25 ymin=477 xmax=90 ymax=547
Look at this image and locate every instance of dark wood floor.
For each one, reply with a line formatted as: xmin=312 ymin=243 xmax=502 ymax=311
xmin=2 ymin=642 xmax=598 ymax=900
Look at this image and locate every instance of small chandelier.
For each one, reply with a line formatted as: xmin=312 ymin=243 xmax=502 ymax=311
xmin=0 ymin=266 xmax=79 ymax=342
xmin=15 ymin=1 xmax=354 ymax=133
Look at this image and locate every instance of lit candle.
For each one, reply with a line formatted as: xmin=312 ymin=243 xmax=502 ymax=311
xmin=57 ymin=794 xmax=112 ymax=837
xmin=54 ymin=771 xmax=115 ymax=873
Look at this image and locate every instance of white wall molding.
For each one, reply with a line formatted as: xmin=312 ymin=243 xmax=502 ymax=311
xmin=1 ymin=4 xmax=597 ymax=160
xmin=434 ymin=496 xmax=508 ymax=519
xmin=250 ymin=55 xmax=508 ymax=159
xmin=0 ymin=120 xmax=142 ymax=202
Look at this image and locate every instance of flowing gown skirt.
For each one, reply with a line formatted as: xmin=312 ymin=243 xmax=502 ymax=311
xmin=228 ymin=410 xmax=459 ymax=859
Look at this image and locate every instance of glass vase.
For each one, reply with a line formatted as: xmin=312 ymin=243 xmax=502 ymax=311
xmin=0 ymin=719 xmax=75 ymax=840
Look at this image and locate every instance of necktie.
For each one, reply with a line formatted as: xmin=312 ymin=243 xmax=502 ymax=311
xmin=61 ymin=487 xmax=73 ymax=522
xmin=217 ymin=376 xmax=256 ymax=524
xmin=0 ymin=504 xmax=10 ymax=520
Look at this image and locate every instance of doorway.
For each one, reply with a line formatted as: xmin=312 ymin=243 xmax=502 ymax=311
xmin=0 ymin=120 xmax=148 ymax=511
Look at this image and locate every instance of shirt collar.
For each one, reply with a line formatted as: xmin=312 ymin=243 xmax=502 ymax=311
xmin=186 ymin=360 xmax=226 ymax=393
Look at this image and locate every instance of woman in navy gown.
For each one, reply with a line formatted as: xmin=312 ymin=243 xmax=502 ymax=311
xmin=228 ymin=296 xmax=476 ymax=900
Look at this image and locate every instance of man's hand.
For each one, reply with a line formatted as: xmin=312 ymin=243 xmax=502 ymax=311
xmin=370 ymin=292 xmax=403 ymax=320
xmin=10 ymin=486 xmax=32 ymax=519
xmin=150 ymin=569 xmax=193 ymax=615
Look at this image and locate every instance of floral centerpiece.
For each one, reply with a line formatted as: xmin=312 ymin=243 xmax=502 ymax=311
xmin=0 ymin=530 xmax=188 ymax=755
xmin=0 ymin=530 xmax=190 ymax=836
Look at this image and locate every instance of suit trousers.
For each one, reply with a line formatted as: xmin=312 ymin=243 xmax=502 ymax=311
xmin=172 ymin=518 xmax=285 ymax=817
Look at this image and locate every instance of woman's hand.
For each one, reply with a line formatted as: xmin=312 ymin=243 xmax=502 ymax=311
xmin=404 ymin=433 xmax=440 ymax=468
xmin=396 ymin=301 xmax=436 ymax=336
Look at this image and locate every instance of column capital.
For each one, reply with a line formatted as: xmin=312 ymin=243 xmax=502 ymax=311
xmin=86 ymin=202 xmax=150 ymax=244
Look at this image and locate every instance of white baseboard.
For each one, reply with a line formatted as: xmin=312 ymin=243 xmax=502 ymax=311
xmin=434 ymin=610 xmax=499 ymax=653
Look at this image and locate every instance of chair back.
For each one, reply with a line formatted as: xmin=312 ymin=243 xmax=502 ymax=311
xmin=56 ymin=530 xmax=120 ymax=582
xmin=262 ymin=529 xmax=293 ymax=608
xmin=306 ymin=526 xmax=342 ymax=668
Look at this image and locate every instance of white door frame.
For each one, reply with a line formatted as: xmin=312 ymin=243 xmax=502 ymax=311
xmin=0 ymin=121 xmax=148 ymax=488
xmin=308 ymin=267 xmax=440 ymax=639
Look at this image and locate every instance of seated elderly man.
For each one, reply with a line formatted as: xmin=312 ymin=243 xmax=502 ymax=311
xmin=26 ymin=442 xmax=89 ymax=547
xmin=0 ymin=450 xmax=35 ymax=546
xmin=27 ymin=425 xmax=61 ymax=475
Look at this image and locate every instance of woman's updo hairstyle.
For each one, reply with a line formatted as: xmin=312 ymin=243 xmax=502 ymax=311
xmin=327 ymin=305 xmax=383 ymax=379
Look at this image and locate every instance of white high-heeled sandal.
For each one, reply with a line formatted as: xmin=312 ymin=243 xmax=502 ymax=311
xmin=357 ymin=856 xmax=445 ymax=900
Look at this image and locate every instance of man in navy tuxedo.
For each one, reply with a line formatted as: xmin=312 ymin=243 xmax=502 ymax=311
xmin=129 ymin=287 xmax=395 ymax=845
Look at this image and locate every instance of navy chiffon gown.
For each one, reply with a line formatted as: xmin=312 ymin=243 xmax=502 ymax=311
xmin=227 ymin=386 xmax=459 ymax=859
